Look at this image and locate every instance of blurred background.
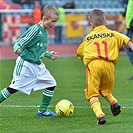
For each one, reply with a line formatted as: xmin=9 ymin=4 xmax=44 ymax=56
xmin=0 ymin=0 xmax=128 ymax=46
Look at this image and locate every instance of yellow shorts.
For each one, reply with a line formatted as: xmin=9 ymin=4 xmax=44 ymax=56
xmin=84 ymin=59 xmax=114 ymax=100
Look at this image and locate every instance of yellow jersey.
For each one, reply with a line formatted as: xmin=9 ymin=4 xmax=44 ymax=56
xmin=77 ymin=25 xmax=130 ymax=65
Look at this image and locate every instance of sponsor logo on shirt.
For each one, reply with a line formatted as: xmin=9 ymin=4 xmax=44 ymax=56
xmin=40 ymin=43 xmax=43 ymax=47
xmin=37 ymin=43 xmax=47 ymax=47
xmin=37 ymin=43 xmax=40 ymax=46
xmin=87 ymin=33 xmax=114 ymax=42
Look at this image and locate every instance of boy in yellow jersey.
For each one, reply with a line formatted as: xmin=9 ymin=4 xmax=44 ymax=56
xmin=76 ymin=9 xmax=133 ymax=125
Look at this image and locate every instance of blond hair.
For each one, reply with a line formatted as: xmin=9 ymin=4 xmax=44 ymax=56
xmin=41 ymin=6 xmax=59 ymax=19
xmin=89 ymin=9 xmax=106 ymax=26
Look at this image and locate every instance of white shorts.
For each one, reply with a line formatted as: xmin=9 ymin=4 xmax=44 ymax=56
xmin=9 ymin=56 xmax=57 ymax=95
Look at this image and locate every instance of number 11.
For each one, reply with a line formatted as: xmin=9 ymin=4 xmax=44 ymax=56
xmin=94 ymin=41 xmax=108 ymax=60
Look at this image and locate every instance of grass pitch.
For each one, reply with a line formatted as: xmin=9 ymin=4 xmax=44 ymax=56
xmin=0 ymin=55 xmax=133 ymax=133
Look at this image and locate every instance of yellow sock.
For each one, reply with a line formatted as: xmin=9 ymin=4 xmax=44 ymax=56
xmin=104 ymin=94 xmax=117 ymax=105
xmin=90 ymin=97 xmax=105 ymax=118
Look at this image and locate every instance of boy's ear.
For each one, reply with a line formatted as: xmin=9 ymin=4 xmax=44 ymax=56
xmin=43 ymin=16 xmax=47 ymax=21
xmin=104 ymin=21 xmax=107 ymax=26
xmin=90 ymin=23 xmax=95 ymax=29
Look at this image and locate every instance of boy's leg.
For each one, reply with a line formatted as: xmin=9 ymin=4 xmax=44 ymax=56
xmin=104 ymin=93 xmax=117 ymax=105
xmin=0 ymin=87 xmax=18 ymax=103
xmin=90 ymin=97 xmax=106 ymax=124
xmin=104 ymin=94 xmax=121 ymax=116
xmin=37 ymin=86 xmax=57 ymax=116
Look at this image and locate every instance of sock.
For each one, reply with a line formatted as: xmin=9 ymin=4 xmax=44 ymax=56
xmin=104 ymin=94 xmax=117 ymax=105
xmin=0 ymin=88 xmax=11 ymax=103
xmin=39 ymin=89 xmax=54 ymax=112
xmin=90 ymin=97 xmax=105 ymax=118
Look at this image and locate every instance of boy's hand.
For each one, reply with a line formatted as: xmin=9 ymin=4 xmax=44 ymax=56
xmin=16 ymin=48 xmax=21 ymax=55
xmin=51 ymin=51 xmax=59 ymax=60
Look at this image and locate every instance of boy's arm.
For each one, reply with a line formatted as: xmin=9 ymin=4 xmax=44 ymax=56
xmin=13 ymin=25 xmax=38 ymax=55
xmin=45 ymin=51 xmax=53 ymax=59
xmin=45 ymin=51 xmax=59 ymax=60
xmin=128 ymin=40 xmax=133 ymax=51
xmin=76 ymin=41 xmax=85 ymax=60
xmin=14 ymin=43 xmax=21 ymax=54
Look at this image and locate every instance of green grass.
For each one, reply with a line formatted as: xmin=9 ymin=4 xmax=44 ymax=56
xmin=0 ymin=55 xmax=133 ymax=133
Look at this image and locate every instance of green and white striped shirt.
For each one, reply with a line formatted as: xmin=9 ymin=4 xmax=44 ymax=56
xmin=14 ymin=24 xmax=53 ymax=65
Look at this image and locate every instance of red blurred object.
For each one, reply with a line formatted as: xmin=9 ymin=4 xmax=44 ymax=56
xmin=0 ymin=0 xmax=21 ymax=9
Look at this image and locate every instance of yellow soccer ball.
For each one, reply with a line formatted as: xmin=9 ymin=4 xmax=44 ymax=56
xmin=55 ymin=99 xmax=74 ymax=117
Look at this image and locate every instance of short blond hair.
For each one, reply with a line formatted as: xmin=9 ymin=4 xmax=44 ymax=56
xmin=89 ymin=9 xmax=106 ymax=26
xmin=41 ymin=6 xmax=59 ymax=19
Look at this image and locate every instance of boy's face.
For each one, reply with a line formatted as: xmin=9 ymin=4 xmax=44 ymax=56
xmin=43 ymin=14 xmax=59 ymax=30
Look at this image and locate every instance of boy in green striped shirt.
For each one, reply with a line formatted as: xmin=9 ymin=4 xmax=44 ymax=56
xmin=0 ymin=6 xmax=60 ymax=116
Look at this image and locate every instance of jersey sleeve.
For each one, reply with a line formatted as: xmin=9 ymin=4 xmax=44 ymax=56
xmin=115 ymin=31 xmax=131 ymax=48
xmin=13 ymin=43 xmax=21 ymax=53
xmin=13 ymin=25 xmax=39 ymax=53
xmin=76 ymin=39 xmax=86 ymax=60
xmin=45 ymin=51 xmax=53 ymax=59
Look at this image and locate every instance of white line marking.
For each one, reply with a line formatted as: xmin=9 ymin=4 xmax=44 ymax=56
xmin=0 ymin=105 xmax=132 ymax=109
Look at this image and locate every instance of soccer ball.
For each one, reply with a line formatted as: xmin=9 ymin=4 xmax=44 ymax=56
xmin=55 ymin=99 xmax=74 ymax=117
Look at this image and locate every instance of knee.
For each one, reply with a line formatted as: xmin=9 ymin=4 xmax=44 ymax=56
xmin=7 ymin=87 xmax=18 ymax=94
xmin=46 ymin=86 xmax=56 ymax=91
